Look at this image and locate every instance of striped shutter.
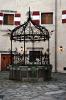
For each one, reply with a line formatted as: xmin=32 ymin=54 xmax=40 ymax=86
xmin=0 ymin=13 xmax=3 ymax=25
xmin=31 ymin=11 xmax=40 ymax=25
xmin=62 ymin=10 xmax=66 ymax=23
xmin=14 ymin=13 xmax=21 ymax=25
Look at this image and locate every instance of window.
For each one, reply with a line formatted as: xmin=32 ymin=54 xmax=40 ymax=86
xmin=3 ymin=14 xmax=14 ymax=25
xmin=41 ymin=13 xmax=53 ymax=24
xmin=29 ymin=51 xmax=41 ymax=62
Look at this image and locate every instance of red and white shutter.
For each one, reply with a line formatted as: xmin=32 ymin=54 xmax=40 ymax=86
xmin=31 ymin=11 xmax=40 ymax=25
xmin=14 ymin=13 xmax=21 ymax=25
xmin=0 ymin=13 xmax=3 ymax=25
xmin=62 ymin=10 xmax=66 ymax=23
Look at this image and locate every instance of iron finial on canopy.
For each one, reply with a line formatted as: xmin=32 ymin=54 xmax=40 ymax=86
xmin=28 ymin=7 xmax=31 ymax=21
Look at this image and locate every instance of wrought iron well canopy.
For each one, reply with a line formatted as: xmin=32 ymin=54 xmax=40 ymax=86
xmin=10 ymin=8 xmax=50 ymax=66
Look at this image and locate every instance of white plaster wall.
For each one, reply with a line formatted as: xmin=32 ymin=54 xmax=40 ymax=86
xmin=56 ymin=0 xmax=66 ymax=72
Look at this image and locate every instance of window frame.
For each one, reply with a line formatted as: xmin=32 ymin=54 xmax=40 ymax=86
xmin=3 ymin=13 xmax=14 ymax=25
xmin=41 ymin=12 xmax=53 ymax=24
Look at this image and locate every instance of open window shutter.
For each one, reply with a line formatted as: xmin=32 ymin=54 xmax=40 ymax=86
xmin=14 ymin=13 xmax=21 ymax=25
xmin=0 ymin=13 xmax=3 ymax=25
xmin=62 ymin=10 xmax=66 ymax=23
xmin=31 ymin=11 xmax=40 ymax=25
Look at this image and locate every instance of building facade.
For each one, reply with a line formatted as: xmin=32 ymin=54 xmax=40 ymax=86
xmin=0 ymin=0 xmax=66 ymax=72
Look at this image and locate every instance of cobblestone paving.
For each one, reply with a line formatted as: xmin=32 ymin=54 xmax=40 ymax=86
xmin=0 ymin=71 xmax=66 ymax=100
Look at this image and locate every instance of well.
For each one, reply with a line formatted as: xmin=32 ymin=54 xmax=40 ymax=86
xmin=9 ymin=8 xmax=52 ymax=81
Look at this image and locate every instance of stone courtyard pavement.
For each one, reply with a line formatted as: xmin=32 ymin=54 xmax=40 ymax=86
xmin=0 ymin=71 xmax=66 ymax=100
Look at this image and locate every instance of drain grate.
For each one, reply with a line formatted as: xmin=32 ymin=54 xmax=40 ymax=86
xmin=0 ymin=95 xmax=4 ymax=100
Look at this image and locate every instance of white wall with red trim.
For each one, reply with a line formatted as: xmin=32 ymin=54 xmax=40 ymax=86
xmin=0 ymin=0 xmax=66 ymax=72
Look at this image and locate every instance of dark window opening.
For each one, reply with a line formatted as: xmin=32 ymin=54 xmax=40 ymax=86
xmin=29 ymin=51 xmax=42 ymax=62
xmin=64 ymin=67 xmax=66 ymax=70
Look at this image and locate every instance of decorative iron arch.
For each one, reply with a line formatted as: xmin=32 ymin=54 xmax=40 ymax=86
xmin=10 ymin=8 xmax=50 ymax=66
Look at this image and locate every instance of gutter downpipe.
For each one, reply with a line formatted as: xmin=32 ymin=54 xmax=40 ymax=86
xmin=55 ymin=0 xmax=58 ymax=72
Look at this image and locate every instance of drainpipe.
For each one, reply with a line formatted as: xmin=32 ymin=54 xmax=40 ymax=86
xmin=55 ymin=0 xmax=57 ymax=72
